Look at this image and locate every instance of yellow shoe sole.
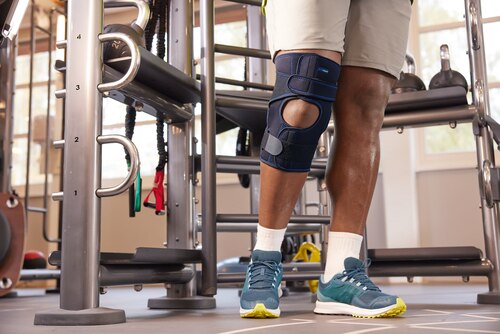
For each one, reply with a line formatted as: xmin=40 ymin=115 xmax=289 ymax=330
xmin=240 ymin=303 xmax=280 ymax=318
xmin=353 ymin=298 xmax=407 ymax=318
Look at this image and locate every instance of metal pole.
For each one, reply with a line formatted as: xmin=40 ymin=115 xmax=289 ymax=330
xmin=58 ymin=0 xmax=104 ymax=311
xmin=165 ymin=0 xmax=196 ymax=303
xmin=247 ymin=4 xmax=267 ymax=249
xmin=0 ymin=39 xmax=16 ymax=193
xmin=35 ymin=0 xmax=125 ymax=324
xmin=24 ymin=0 xmax=36 ymax=218
xmin=41 ymin=11 xmax=59 ymax=243
xmin=200 ymin=0 xmax=217 ymax=297
xmin=465 ymin=0 xmax=500 ymax=304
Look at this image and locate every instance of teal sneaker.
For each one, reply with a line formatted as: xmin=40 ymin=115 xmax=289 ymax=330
xmin=239 ymin=250 xmax=283 ymax=318
xmin=314 ymin=257 xmax=406 ymax=318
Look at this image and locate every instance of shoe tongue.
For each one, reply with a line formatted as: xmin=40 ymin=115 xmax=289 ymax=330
xmin=344 ymin=257 xmax=364 ymax=271
xmin=252 ymin=250 xmax=282 ymax=263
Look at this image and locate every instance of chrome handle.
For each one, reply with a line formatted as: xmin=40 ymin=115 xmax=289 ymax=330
xmin=96 ymin=135 xmax=140 ymax=198
xmin=469 ymin=1 xmax=480 ymax=50
xmin=440 ymin=44 xmax=451 ymax=71
xmin=97 ymin=32 xmax=140 ymax=92
xmin=104 ymin=0 xmax=150 ymax=32
xmin=405 ymin=53 xmax=416 ymax=74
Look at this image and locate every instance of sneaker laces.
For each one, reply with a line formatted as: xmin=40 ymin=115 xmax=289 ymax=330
xmin=248 ymin=260 xmax=280 ymax=290
xmin=342 ymin=260 xmax=380 ymax=292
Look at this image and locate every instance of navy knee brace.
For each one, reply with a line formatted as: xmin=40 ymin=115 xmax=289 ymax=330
xmin=260 ymin=53 xmax=341 ymax=172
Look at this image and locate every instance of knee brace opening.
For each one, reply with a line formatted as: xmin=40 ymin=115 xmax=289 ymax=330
xmin=282 ymin=98 xmax=320 ymax=129
xmin=261 ymin=53 xmax=341 ymax=172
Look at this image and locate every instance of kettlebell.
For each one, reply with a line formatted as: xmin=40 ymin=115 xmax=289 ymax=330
xmin=392 ymin=54 xmax=426 ymax=93
xmin=429 ymin=44 xmax=468 ymax=91
xmin=103 ymin=23 xmax=145 ymax=62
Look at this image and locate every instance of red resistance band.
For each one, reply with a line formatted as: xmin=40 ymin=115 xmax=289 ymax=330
xmin=144 ymin=169 xmax=165 ymax=215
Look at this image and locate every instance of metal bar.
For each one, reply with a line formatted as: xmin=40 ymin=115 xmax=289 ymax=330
xmin=53 ymin=140 xmax=65 ymax=149
xmin=100 ymin=265 xmax=194 ymax=286
xmin=56 ymin=40 xmax=67 ymax=49
xmin=215 ymin=77 xmax=272 ymax=90
xmin=35 ymin=25 xmax=51 ymax=35
xmin=465 ymin=0 xmax=500 ymax=300
xmin=97 ymin=32 xmax=140 ymax=92
xmin=196 ymin=74 xmax=273 ymax=90
xmin=95 ymin=135 xmax=139 ymax=198
xmin=215 ymin=155 xmax=327 ymax=177
xmin=51 ymin=192 xmax=63 ymax=201
xmin=218 ymin=271 xmax=323 ymax=283
xmin=41 ymin=11 xmax=59 ymax=243
xmin=217 ymin=213 xmax=331 ymax=225
xmin=20 ymin=269 xmax=61 ymax=281
xmin=24 ymin=0 xmax=35 ymax=220
xmin=369 ymin=260 xmax=493 ymax=278
xmin=215 ymin=94 xmax=265 ymax=111
xmin=382 ymin=105 xmax=476 ymax=130
xmin=55 ymin=89 xmax=66 ymax=98
xmin=200 ymin=0 xmax=217 ymax=297
xmin=103 ymin=0 xmax=150 ymax=31
xmin=212 ymin=222 xmax=323 ymax=233
xmin=214 ymin=44 xmax=271 ymax=59
xmin=59 ymin=0 xmax=103 ymax=310
xmin=165 ymin=0 xmax=198 ymax=301
xmin=223 ymin=0 xmax=262 ymax=6
xmin=0 ymin=39 xmax=16 ymax=193
xmin=27 ymin=207 xmax=48 ymax=213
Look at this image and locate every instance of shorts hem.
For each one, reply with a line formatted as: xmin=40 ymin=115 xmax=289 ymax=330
xmin=341 ymin=59 xmax=401 ymax=79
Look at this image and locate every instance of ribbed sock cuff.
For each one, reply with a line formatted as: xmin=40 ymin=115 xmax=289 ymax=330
xmin=323 ymin=231 xmax=363 ymax=281
xmin=253 ymin=225 xmax=286 ymax=252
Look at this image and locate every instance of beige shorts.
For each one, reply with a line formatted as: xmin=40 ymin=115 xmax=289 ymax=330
xmin=265 ymin=0 xmax=412 ymax=78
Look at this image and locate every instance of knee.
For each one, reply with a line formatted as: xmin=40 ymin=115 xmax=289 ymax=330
xmin=282 ymin=99 xmax=321 ymax=129
xmin=338 ymin=80 xmax=393 ymax=132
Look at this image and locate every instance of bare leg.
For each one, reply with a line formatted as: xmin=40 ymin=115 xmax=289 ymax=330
xmin=259 ymin=49 xmax=341 ymax=230
xmin=327 ymin=66 xmax=396 ymax=235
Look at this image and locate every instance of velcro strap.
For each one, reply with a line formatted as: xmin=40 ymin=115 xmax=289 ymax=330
xmin=288 ymin=75 xmax=337 ymax=102
xmin=262 ymin=132 xmax=316 ymax=163
xmin=262 ymin=132 xmax=283 ymax=155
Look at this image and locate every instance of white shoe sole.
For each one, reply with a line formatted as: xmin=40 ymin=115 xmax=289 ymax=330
xmin=314 ymin=298 xmax=406 ymax=318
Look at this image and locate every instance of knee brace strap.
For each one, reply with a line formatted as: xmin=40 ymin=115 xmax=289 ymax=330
xmin=260 ymin=53 xmax=341 ymax=172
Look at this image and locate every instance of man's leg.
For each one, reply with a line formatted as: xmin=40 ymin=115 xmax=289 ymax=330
xmin=258 ymin=49 xmax=341 ymax=231
xmin=314 ymin=66 xmax=407 ymax=318
xmin=322 ymin=66 xmax=393 ymax=278
xmin=240 ymin=50 xmax=341 ymax=319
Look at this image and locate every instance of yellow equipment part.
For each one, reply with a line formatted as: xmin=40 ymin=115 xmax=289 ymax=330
xmin=292 ymin=242 xmax=321 ymax=293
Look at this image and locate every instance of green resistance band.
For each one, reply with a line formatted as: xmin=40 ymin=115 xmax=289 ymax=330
xmin=134 ymin=170 xmax=142 ymax=212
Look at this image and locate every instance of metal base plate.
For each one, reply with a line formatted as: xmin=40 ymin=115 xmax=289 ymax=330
xmin=477 ymin=291 xmax=500 ymax=304
xmin=34 ymin=307 xmax=126 ymax=326
xmin=148 ymin=296 xmax=216 ymax=309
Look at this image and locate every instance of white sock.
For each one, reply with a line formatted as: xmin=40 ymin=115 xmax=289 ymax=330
xmin=253 ymin=225 xmax=286 ymax=252
xmin=323 ymin=231 xmax=363 ymax=282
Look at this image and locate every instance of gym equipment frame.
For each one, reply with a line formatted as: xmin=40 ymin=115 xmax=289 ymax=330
xmin=27 ymin=0 xmax=500 ymax=327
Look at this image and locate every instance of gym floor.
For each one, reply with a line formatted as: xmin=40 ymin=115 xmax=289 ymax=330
xmin=1 ymin=282 xmax=499 ymax=333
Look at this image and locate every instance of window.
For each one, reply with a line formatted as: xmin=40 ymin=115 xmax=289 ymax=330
xmin=415 ymin=0 xmax=500 ymax=165
xmin=12 ymin=51 xmax=57 ymax=187
xmin=193 ymin=20 xmax=248 ymax=157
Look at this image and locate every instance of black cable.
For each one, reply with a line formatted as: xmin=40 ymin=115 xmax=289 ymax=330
xmin=145 ymin=0 xmax=158 ymax=52
xmin=156 ymin=116 xmax=167 ymax=171
xmin=156 ymin=0 xmax=167 ymax=60
xmin=155 ymin=0 xmax=168 ymax=171
xmin=124 ymin=105 xmax=137 ymax=164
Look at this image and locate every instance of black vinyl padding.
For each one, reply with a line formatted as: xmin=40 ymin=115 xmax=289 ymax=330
xmin=106 ymin=46 xmax=201 ymax=105
xmin=215 ymin=86 xmax=469 ymax=136
xmin=104 ymin=44 xmax=468 ymax=138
